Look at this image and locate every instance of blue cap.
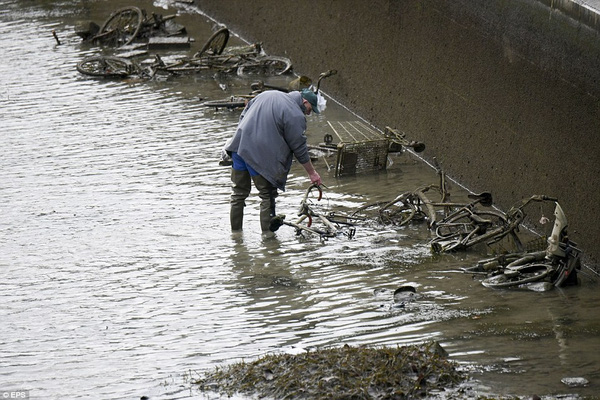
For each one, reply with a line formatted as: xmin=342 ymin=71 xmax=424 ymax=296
xmin=300 ymin=89 xmax=319 ymax=114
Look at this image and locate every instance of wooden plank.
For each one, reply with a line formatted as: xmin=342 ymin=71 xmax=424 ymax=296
xmin=116 ymin=49 xmax=148 ymax=58
xmin=147 ymin=37 xmax=191 ymax=50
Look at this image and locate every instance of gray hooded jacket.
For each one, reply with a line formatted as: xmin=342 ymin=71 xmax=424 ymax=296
xmin=224 ymin=90 xmax=310 ymax=191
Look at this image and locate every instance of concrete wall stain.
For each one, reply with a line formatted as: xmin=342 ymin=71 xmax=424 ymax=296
xmin=194 ymin=0 xmax=600 ymax=268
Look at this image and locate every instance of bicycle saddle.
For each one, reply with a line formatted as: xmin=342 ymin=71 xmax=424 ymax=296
xmin=468 ymin=192 xmax=493 ymax=207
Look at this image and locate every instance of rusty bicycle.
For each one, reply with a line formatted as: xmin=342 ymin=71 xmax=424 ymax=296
xmin=462 ymin=199 xmax=582 ymax=289
xmin=430 ymin=194 xmax=558 ymax=253
xmin=348 ymin=158 xmax=492 ymax=228
xmin=201 ymin=69 xmax=337 ymax=110
xmin=79 ymin=6 xmax=185 ymax=47
xmin=270 ymin=184 xmax=356 ymax=241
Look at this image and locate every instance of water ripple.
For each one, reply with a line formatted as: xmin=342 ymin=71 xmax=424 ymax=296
xmin=2 ymin=2 xmax=599 ymax=400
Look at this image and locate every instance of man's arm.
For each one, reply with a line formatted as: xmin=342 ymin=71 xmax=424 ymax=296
xmin=301 ymin=160 xmax=322 ymax=186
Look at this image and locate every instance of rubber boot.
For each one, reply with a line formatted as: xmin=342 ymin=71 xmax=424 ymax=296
xmin=230 ymin=168 xmax=251 ymax=231
xmin=252 ymin=175 xmax=278 ymax=233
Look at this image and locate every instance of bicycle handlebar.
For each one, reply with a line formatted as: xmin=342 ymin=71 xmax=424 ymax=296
xmin=315 ymin=70 xmax=337 ymax=93
xmin=304 ymin=183 xmax=323 ymax=201
xmin=519 ymin=194 xmax=558 ymax=207
xmin=506 ymin=195 xmax=558 ymax=221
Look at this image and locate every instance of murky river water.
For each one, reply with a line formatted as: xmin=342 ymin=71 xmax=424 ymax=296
xmin=1 ymin=1 xmax=599 ymax=399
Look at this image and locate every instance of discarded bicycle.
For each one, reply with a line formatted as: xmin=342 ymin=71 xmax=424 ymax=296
xmin=156 ymin=41 xmax=292 ymax=76
xmin=349 ymin=158 xmax=486 ymax=228
xmin=463 ymin=199 xmax=582 ymax=289
xmin=430 ymin=194 xmax=559 ymax=253
xmin=270 ymin=184 xmax=356 ymax=241
xmin=77 ymin=6 xmax=186 ymax=47
xmin=76 ymin=55 xmax=140 ymax=78
xmin=194 ymin=27 xmax=229 ymax=57
xmin=77 ymin=32 xmax=292 ymax=79
xmin=201 ymin=70 xmax=337 ymax=110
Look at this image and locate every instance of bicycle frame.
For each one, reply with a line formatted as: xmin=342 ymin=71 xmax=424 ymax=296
xmin=430 ymin=195 xmax=557 ymax=253
xmin=277 ymin=184 xmax=355 ymax=240
xmin=465 ymin=200 xmax=582 ymax=289
xmin=89 ymin=7 xmax=183 ymax=47
xmin=357 ymin=157 xmax=491 ymax=229
xmin=202 ymin=69 xmax=337 ymax=111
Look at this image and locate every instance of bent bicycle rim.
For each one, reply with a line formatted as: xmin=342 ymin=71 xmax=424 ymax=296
xmin=481 ymin=264 xmax=551 ymax=289
xmin=194 ymin=27 xmax=229 ymax=58
xmin=237 ymin=56 xmax=292 ymax=76
xmin=98 ymin=6 xmax=143 ymax=47
xmin=76 ymin=56 xmax=134 ymax=77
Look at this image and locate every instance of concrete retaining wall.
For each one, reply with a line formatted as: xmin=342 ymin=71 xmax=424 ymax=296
xmin=194 ymin=0 xmax=600 ymax=268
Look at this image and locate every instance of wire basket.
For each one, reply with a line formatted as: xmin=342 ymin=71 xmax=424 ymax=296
xmin=322 ymin=121 xmax=389 ymax=177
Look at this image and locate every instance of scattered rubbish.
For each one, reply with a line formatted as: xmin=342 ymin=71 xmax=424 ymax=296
xmin=75 ymin=6 xmax=187 ymax=47
xmin=384 ymin=126 xmax=426 ymax=154
xmin=308 ymin=121 xmax=425 ymax=177
xmin=273 ymin=184 xmax=356 ymax=241
xmin=201 ymin=69 xmax=335 ymax=110
xmin=561 ymin=377 xmax=589 ymax=387
xmin=147 ymin=36 xmax=191 ymax=50
xmin=76 ymin=25 xmax=293 ymax=80
xmin=463 ymin=198 xmax=582 ymax=290
xmin=393 ymin=285 xmax=417 ymax=303
xmin=51 ymin=30 xmax=60 ymax=45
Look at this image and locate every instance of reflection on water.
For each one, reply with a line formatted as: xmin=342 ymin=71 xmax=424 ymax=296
xmin=1 ymin=0 xmax=599 ymax=399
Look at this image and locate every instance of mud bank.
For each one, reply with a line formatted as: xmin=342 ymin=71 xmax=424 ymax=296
xmin=193 ymin=0 xmax=600 ymax=268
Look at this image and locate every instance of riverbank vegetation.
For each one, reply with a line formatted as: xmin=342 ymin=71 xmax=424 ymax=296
xmin=195 ymin=342 xmax=466 ymax=399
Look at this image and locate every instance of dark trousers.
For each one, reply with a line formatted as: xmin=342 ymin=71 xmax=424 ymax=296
xmin=230 ymin=168 xmax=278 ymax=232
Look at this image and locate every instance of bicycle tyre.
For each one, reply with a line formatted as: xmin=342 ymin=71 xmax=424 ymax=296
xmin=76 ymin=56 xmax=134 ymax=77
xmin=482 ymin=263 xmax=551 ymax=288
xmin=437 ymin=210 xmax=511 ymax=242
xmin=379 ymin=197 xmax=420 ymax=226
xmin=431 ymin=209 xmax=515 ymax=252
xmin=469 ymin=210 xmax=522 ymax=250
xmin=237 ymin=55 xmax=293 ymax=76
xmin=98 ymin=6 xmax=143 ymax=47
xmin=349 ymin=201 xmax=390 ymax=223
xmin=194 ymin=27 xmax=229 ymax=58
xmin=551 ymin=250 xmax=581 ymax=287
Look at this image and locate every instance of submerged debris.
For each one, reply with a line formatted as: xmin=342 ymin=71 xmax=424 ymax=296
xmin=561 ymin=377 xmax=590 ymax=388
xmin=195 ymin=342 xmax=464 ymax=399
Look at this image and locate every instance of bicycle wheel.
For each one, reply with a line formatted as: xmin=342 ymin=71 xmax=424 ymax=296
xmin=349 ymin=201 xmax=390 ymax=223
xmin=440 ymin=210 xmax=510 ymax=241
xmin=98 ymin=6 xmax=143 ymax=47
xmin=550 ymin=250 xmax=581 ymax=287
xmin=76 ymin=56 xmax=134 ymax=77
xmin=194 ymin=27 xmax=230 ymax=58
xmin=237 ymin=55 xmax=293 ymax=76
xmin=482 ymin=263 xmax=551 ymax=289
xmin=379 ymin=198 xmax=421 ymax=226
xmin=432 ymin=209 xmax=513 ymax=252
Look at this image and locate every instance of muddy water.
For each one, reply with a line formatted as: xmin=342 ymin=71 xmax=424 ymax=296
xmin=1 ymin=0 xmax=599 ymax=399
